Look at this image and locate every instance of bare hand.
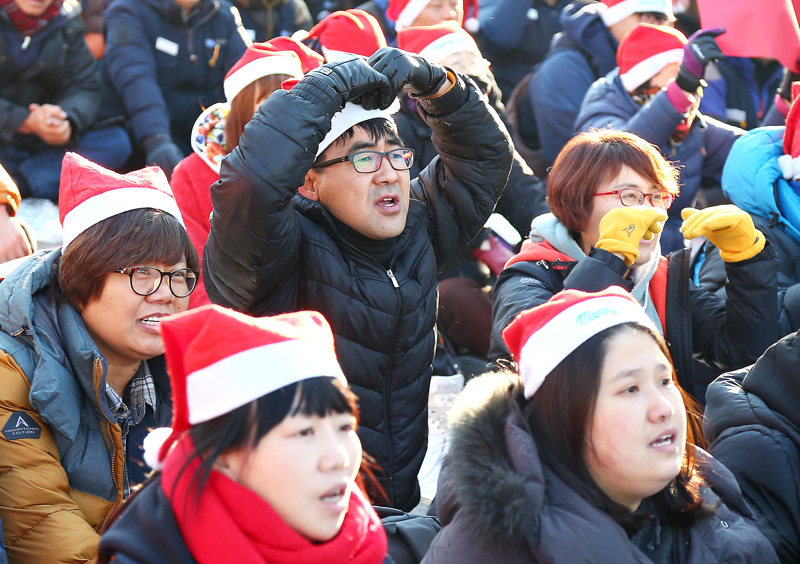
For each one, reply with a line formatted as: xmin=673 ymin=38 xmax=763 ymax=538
xmin=19 ymin=104 xmax=71 ymax=146
xmin=0 ymin=206 xmax=33 ymax=263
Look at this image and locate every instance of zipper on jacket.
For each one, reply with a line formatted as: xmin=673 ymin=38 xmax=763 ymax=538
xmin=93 ymin=358 xmax=122 ymax=533
xmin=387 ymin=269 xmax=399 ymax=288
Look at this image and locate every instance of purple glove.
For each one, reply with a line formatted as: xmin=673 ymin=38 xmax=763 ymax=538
xmin=676 ymin=27 xmax=726 ymax=92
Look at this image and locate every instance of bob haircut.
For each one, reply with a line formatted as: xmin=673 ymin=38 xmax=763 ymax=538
xmin=225 ymin=75 xmax=291 ymax=151
xmin=185 ymin=376 xmax=359 ymax=497
xmin=546 ymin=130 xmax=680 ymax=234
xmin=58 ymin=208 xmax=199 ymax=311
xmin=523 ymin=322 xmax=707 ymax=533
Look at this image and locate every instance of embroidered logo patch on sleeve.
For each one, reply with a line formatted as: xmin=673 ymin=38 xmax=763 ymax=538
xmin=3 ymin=412 xmax=42 ymax=440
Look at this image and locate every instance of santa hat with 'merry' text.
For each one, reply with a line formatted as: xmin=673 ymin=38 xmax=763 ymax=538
xmin=58 ymin=152 xmax=183 ymax=250
xmin=306 ymin=10 xmax=387 ymax=61
xmin=502 ymin=287 xmax=657 ymax=399
xmin=224 ymin=42 xmax=306 ymax=103
xmin=397 ymin=21 xmax=481 ymax=64
xmin=617 ymin=23 xmax=686 ymax=93
xmin=600 ymin=0 xmax=674 ymax=27
xmin=143 ymin=305 xmax=346 ymax=470
xmin=778 ymin=82 xmax=800 ymax=180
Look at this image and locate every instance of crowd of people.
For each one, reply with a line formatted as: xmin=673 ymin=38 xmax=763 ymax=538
xmin=1 ymin=0 xmax=799 ymax=562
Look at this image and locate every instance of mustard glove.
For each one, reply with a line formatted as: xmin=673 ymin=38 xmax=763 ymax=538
xmin=680 ymin=205 xmax=765 ymax=262
xmin=595 ymin=206 xmax=668 ymax=266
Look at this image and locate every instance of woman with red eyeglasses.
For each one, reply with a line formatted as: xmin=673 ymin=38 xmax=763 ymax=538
xmin=489 ymin=129 xmax=779 ymax=403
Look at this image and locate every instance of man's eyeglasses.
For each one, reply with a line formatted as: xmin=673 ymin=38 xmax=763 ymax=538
xmin=114 ymin=266 xmax=198 ymax=298
xmin=311 ymin=148 xmax=415 ymax=174
xmin=594 ymin=188 xmax=675 ymax=209
xmin=638 ymin=11 xmax=672 ymax=25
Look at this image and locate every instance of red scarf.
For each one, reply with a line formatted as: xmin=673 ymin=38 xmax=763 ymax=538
xmin=161 ymin=438 xmax=388 ymax=564
xmin=0 ymin=0 xmax=63 ymax=36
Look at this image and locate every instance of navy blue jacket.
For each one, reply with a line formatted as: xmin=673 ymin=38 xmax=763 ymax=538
xmin=101 ymin=0 xmax=248 ymax=153
xmin=576 ymin=70 xmax=744 ymax=253
xmin=527 ymin=0 xmax=618 ymax=164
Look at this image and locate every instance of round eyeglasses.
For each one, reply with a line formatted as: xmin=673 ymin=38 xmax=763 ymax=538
xmin=311 ymin=148 xmax=415 ymax=174
xmin=594 ymin=188 xmax=675 ymax=210
xmin=114 ymin=266 xmax=198 ymax=298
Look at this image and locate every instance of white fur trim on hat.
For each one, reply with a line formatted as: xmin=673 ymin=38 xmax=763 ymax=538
xmin=186 ymin=337 xmax=346 ymax=424
xmin=316 ymin=100 xmax=400 ymax=157
xmin=320 ymin=46 xmax=351 ymax=62
xmin=518 ymin=295 xmax=657 ymax=398
xmin=620 ymin=48 xmax=684 ymax=92
xmin=778 ymin=153 xmax=800 ymax=180
xmin=395 ymin=0 xmax=433 ymax=29
xmin=224 ymin=56 xmax=304 ymax=102
xmin=419 ymin=32 xmax=481 ymax=65
xmin=600 ymin=0 xmax=674 ymax=27
xmin=61 ymin=188 xmax=184 ymax=250
xmin=143 ymin=426 xmax=174 ymax=471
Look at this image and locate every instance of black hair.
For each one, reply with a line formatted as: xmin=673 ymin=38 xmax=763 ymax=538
xmin=315 ymin=117 xmax=402 ymax=163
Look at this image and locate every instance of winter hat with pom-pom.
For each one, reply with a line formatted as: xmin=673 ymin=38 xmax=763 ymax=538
xmin=617 ymin=23 xmax=686 ymax=93
xmin=58 ymin=152 xmax=183 ymax=250
xmin=502 ymin=287 xmax=657 ymax=398
xmin=143 ymin=305 xmax=346 ymax=470
xmin=306 ymin=9 xmax=387 ymax=61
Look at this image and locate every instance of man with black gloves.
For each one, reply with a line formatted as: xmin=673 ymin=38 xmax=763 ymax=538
xmin=204 ymin=48 xmax=514 ymax=511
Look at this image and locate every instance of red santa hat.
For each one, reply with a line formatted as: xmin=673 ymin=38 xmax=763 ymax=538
xmin=502 ymin=287 xmax=657 ymax=399
xmin=307 ymin=10 xmax=387 ymax=61
xmin=143 ymin=305 xmax=346 ymax=470
xmin=264 ymin=36 xmax=325 ymax=73
xmin=397 ymin=21 xmax=481 ymax=64
xmin=224 ymin=43 xmax=305 ymax=103
xmin=778 ymin=82 xmax=800 ymax=180
xmin=58 ymin=152 xmax=183 ymax=250
xmin=617 ymin=23 xmax=686 ymax=92
xmin=600 ymin=0 xmax=674 ymax=27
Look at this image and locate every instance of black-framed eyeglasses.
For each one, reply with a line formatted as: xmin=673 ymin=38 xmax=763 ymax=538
xmin=594 ymin=188 xmax=675 ymax=209
xmin=114 ymin=266 xmax=198 ymax=298
xmin=311 ymin=148 xmax=415 ymax=173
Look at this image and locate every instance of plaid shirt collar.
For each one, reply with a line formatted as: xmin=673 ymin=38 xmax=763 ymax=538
xmin=105 ymin=361 xmax=157 ymax=425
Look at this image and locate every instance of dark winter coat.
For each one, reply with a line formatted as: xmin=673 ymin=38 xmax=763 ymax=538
xmin=422 ymin=372 xmax=779 ymax=564
xmin=695 ymin=126 xmax=800 ymax=335
xmin=203 ymin=74 xmax=514 ymax=511
xmin=100 ymin=0 xmax=248 ymax=152
xmin=232 ymin=0 xmax=312 ymax=42
xmin=0 ymin=0 xmax=101 ymax=151
xmin=527 ymin=0 xmax=618 ymax=164
xmin=575 ymin=70 xmax=745 ymax=253
xmin=489 ymin=229 xmax=779 ymax=401
xmin=475 ymin=0 xmax=571 ymax=97
xmin=393 ymin=88 xmax=548 ymax=238
xmin=705 ymin=331 xmax=800 ymax=563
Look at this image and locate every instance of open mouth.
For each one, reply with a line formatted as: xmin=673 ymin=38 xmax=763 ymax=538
xmin=320 ymin=486 xmax=346 ymax=504
xmin=648 ymin=433 xmax=675 ymax=448
xmin=138 ymin=316 xmax=163 ymax=327
xmin=377 ymin=196 xmax=398 ymax=207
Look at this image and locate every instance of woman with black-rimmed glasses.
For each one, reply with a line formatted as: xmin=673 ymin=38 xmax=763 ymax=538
xmin=490 ymin=129 xmax=779 ymax=404
xmin=0 ymin=152 xmax=198 ymax=564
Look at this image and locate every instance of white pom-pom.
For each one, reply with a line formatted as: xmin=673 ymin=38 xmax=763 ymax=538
xmin=464 ymin=17 xmax=480 ymax=34
xmin=143 ymin=427 xmax=173 ymax=471
xmin=778 ymin=154 xmax=794 ymax=180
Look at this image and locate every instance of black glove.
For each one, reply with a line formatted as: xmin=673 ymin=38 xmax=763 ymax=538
xmin=142 ymin=134 xmax=184 ymax=178
xmin=778 ymin=65 xmax=800 ymax=102
xmin=291 ymin=54 xmax=394 ymax=112
xmin=368 ymin=47 xmax=448 ymax=99
xmin=676 ymin=28 xmax=726 ymax=93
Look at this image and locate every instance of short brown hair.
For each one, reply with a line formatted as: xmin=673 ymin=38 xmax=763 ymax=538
xmin=546 ymin=130 xmax=680 ymax=233
xmin=224 ymin=75 xmax=290 ymax=151
xmin=58 ymin=209 xmax=199 ymax=310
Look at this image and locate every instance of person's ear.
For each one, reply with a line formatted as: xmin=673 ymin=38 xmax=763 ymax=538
xmin=299 ymin=171 xmax=320 ymax=201
xmin=213 ymin=450 xmax=242 ymax=480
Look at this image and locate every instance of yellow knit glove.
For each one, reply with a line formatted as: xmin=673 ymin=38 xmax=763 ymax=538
xmin=680 ymin=205 xmax=765 ymax=262
xmin=595 ymin=206 xmax=668 ymax=266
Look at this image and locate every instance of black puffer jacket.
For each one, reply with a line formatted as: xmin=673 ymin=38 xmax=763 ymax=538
xmin=204 ymin=74 xmax=514 ymax=511
xmin=422 ymin=372 xmax=779 ymax=564
xmin=705 ymin=332 xmax=800 ymax=563
xmin=0 ymin=0 xmax=101 ymax=151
